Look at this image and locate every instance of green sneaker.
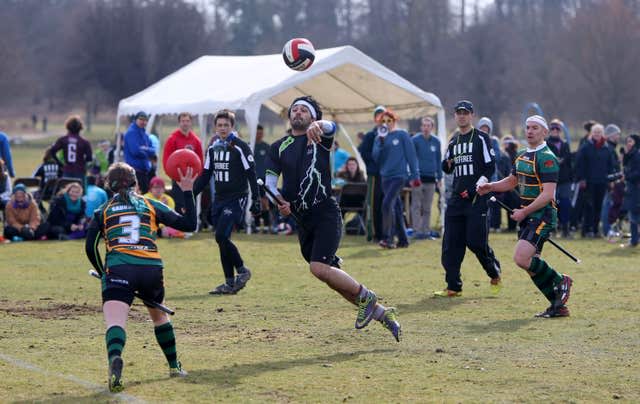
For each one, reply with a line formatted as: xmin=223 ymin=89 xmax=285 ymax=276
xmin=381 ymin=307 xmax=401 ymax=342
xmin=169 ymin=361 xmax=188 ymax=378
xmin=108 ymin=356 xmax=124 ymax=393
xmin=355 ymin=290 xmax=377 ymax=329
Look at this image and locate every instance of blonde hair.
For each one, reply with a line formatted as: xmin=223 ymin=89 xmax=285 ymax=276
xmin=58 ymin=181 xmax=83 ymax=196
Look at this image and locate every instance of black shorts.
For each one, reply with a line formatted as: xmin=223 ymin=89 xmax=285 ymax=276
xmin=518 ymin=216 xmax=554 ymax=254
xmin=102 ymin=265 xmax=165 ymax=307
xmin=297 ymin=198 xmax=342 ymax=265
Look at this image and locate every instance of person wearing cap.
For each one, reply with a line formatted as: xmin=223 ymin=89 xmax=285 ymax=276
xmin=601 ymin=124 xmax=623 ymax=238
xmin=574 ymin=123 xmax=617 ymax=238
xmin=477 ymin=116 xmax=503 ymax=232
xmin=546 ymin=119 xmax=574 ymax=238
xmin=3 ymin=183 xmax=47 ymax=241
xmin=193 ymin=109 xmax=260 ymax=295
xmin=162 ymin=113 xmax=203 ymax=213
xmin=477 ymin=115 xmax=573 ymax=318
xmin=435 ymin=100 xmax=502 ymax=297
xmin=357 ymin=105 xmax=386 ymax=242
xmin=264 ymin=96 xmax=401 ymax=342
xmin=123 ymin=111 xmax=156 ymax=194
xmin=49 ymin=115 xmax=93 ymax=181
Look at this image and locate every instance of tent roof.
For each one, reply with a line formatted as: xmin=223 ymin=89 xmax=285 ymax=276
xmin=116 ymin=45 xmax=443 ymax=123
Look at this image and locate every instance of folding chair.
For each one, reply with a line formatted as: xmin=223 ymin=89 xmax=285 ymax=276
xmin=338 ymin=182 xmax=368 ymax=235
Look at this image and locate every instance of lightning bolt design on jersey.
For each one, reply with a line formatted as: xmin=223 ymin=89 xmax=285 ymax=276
xmin=296 ymin=142 xmax=327 ymax=211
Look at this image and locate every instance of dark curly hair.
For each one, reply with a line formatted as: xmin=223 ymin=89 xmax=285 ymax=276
xmin=65 ymin=115 xmax=84 ymax=134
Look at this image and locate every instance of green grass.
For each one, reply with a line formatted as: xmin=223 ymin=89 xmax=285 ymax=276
xmin=0 ymin=232 xmax=639 ymax=403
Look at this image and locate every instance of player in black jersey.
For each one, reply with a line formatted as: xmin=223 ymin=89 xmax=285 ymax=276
xmin=264 ymin=96 xmax=401 ymax=342
xmin=435 ymin=100 xmax=502 ymax=297
xmin=193 ymin=110 xmax=261 ymax=295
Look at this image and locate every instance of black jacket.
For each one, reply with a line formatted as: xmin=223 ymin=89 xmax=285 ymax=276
xmin=575 ymin=140 xmax=616 ymax=184
xmin=546 ymin=137 xmax=573 ymax=184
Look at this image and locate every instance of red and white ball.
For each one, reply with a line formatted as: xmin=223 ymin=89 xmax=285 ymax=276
xmin=282 ymin=38 xmax=316 ymax=71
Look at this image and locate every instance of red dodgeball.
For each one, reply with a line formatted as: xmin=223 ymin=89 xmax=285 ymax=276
xmin=165 ymin=149 xmax=202 ymax=181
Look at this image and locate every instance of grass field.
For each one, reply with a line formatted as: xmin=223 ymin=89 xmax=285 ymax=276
xmin=1 ymin=231 xmax=639 ymax=403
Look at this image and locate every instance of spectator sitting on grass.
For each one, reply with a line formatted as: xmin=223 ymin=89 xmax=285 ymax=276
xmin=3 ymin=184 xmax=47 ymax=241
xmin=144 ymin=176 xmax=188 ymax=238
xmin=46 ymin=182 xmax=87 ymax=240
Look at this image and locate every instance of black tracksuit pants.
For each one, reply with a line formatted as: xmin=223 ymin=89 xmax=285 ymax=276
xmin=441 ymin=197 xmax=501 ymax=292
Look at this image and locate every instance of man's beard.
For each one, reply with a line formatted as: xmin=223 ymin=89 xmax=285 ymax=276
xmin=291 ymin=117 xmax=309 ymax=131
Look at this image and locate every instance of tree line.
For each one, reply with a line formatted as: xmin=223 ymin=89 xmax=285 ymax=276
xmin=1 ymin=0 xmax=639 ymax=133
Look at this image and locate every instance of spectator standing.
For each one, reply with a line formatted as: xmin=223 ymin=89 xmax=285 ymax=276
xmin=84 ymin=175 xmax=108 ymax=218
xmin=622 ymin=134 xmax=640 ymax=247
xmin=162 ymin=113 xmax=203 ymax=212
xmin=123 ymin=112 xmax=155 ymax=194
xmin=93 ymin=140 xmax=111 ymax=178
xmin=546 ymin=119 xmax=573 ymax=238
xmin=333 ymin=140 xmax=350 ymax=173
xmin=436 ymin=100 xmax=502 ymax=297
xmin=358 ymin=106 xmax=387 ymax=242
xmin=253 ymin=124 xmax=273 ymax=233
xmin=0 ymin=159 xmax=11 ymax=211
xmin=372 ymin=109 xmax=420 ymax=249
xmin=411 ymin=116 xmax=442 ymax=240
xmin=0 ymin=131 xmax=15 ymax=177
xmin=46 ymin=182 xmax=87 ymax=240
xmin=50 ymin=115 xmax=93 ymax=181
xmin=601 ymin=124 xmax=623 ymax=237
xmin=3 ymin=184 xmax=47 ymax=241
xmin=477 ymin=117 xmax=502 ymax=232
xmin=575 ymin=123 xmax=616 ymax=237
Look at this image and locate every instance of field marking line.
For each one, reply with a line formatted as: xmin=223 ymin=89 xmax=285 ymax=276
xmin=0 ymin=352 xmax=146 ymax=403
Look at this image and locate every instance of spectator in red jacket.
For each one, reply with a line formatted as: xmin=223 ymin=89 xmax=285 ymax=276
xmin=162 ymin=113 xmax=203 ymax=212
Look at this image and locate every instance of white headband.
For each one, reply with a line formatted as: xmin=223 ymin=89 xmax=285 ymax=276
xmin=526 ymin=115 xmax=548 ymax=131
xmin=291 ymin=100 xmax=317 ymax=119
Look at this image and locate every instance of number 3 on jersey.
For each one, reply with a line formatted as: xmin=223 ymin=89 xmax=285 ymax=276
xmin=118 ymin=214 xmax=140 ymax=244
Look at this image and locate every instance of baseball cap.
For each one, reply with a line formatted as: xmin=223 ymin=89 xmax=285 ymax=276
xmin=454 ymin=100 xmax=473 ymax=113
xmin=373 ymin=105 xmax=386 ymax=117
xmin=134 ymin=111 xmax=149 ymax=120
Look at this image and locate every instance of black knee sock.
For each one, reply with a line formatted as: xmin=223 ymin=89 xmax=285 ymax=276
xmin=217 ymin=245 xmax=235 ymax=285
xmin=154 ymin=322 xmax=178 ymax=368
xmin=529 ymin=257 xmax=563 ymax=303
xmin=105 ymin=326 xmax=126 ymax=364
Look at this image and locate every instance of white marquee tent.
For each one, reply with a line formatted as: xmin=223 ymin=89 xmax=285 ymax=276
xmin=116 ymin=45 xmax=446 ymax=154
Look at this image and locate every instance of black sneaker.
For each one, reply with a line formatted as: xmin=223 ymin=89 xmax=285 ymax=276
xmin=108 ymin=356 xmax=124 ymax=392
xmin=233 ymin=268 xmax=252 ymax=292
xmin=209 ymin=283 xmax=237 ymax=295
xmin=553 ymin=275 xmax=573 ymax=308
xmin=535 ymin=305 xmax=570 ymax=318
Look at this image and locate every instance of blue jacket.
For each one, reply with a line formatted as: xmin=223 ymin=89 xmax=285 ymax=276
xmin=358 ymin=127 xmax=379 ymax=175
xmin=0 ymin=132 xmax=15 ymax=177
xmin=372 ymin=129 xmax=419 ymax=180
xmin=123 ymin=122 xmax=155 ymax=172
xmin=411 ymin=133 xmax=442 ymax=181
xmin=84 ymin=184 xmax=108 ymax=217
